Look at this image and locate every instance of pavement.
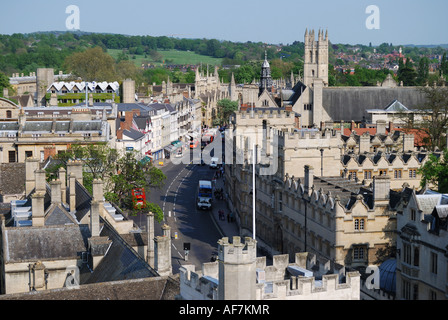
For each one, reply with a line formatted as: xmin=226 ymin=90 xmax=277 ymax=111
xmin=209 ymin=168 xmax=240 ymax=239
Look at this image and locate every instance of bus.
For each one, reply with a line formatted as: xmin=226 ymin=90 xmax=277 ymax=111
xmin=132 ymin=188 xmax=146 ymax=209
xmin=197 ymin=180 xmax=212 ymax=210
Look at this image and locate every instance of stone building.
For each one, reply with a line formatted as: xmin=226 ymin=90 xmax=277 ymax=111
xmin=0 ymin=100 xmax=117 ymax=164
xmin=394 ymin=188 xmax=448 ymax=300
xmin=179 ymin=236 xmax=360 ymax=300
xmin=0 ymin=158 xmax=173 ymax=295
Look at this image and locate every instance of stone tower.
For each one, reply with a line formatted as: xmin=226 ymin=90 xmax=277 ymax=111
xmin=303 ymin=29 xmax=329 ymax=87
xmin=259 ymin=51 xmax=273 ymax=96
xmin=218 ymin=237 xmax=257 ymax=300
xmin=122 ymin=79 xmax=136 ymax=104
xmin=36 ymin=68 xmax=55 ymax=107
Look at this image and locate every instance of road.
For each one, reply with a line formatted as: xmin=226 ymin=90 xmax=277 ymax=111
xmin=131 ymin=149 xmax=223 ymax=274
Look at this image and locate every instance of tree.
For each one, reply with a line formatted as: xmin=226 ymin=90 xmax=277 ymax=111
xmin=0 ymin=71 xmax=11 ymax=96
xmin=64 ymin=46 xmax=118 ymax=81
xmin=416 ymin=57 xmax=430 ymax=86
xmin=397 ymin=58 xmax=417 ymax=86
xmin=216 ymin=99 xmax=239 ymax=126
xmin=397 ymin=86 xmax=448 ymax=151
xmin=418 ymin=149 xmax=448 ymax=193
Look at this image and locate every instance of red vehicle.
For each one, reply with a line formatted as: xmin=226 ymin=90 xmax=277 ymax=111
xmin=132 ymin=188 xmax=146 ymax=209
xmin=190 ymin=140 xmax=199 ymax=149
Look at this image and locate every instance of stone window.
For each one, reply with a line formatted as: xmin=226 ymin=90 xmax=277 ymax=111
xmin=353 ymin=246 xmax=365 ymax=260
xmin=354 ymin=218 xmax=365 ymax=231
xmin=394 ymin=169 xmax=402 ymax=179
xmin=364 ymin=170 xmax=372 ymax=180
xmin=409 ymin=169 xmax=417 ymax=178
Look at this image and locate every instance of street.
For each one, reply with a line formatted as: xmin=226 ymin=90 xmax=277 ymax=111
xmin=130 ymin=149 xmax=224 ymax=274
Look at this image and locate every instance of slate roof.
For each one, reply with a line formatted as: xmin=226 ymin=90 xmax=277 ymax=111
xmin=3 ymin=225 xmax=90 ymax=263
xmin=322 ymin=87 xmax=427 ymax=122
xmin=0 ymin=276 xmax=180 ymax=300
xmin=123 ymin=128 xmax=145 ymax=140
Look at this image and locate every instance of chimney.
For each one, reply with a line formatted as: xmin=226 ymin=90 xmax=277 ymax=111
xmin=376 ymin=120 xmax=386 ymax=135
xmin=69 ymin=174 xmax=76 ymax=212
xmin=90 ymin=200 xmax=100 ymax=238
xmin=50 ymin=180 xmax=62 ymax=204
xmin=389 ymin=121 xmax=395 ymax=133
xmin=35 ymin=169 xmax=47 ymax=193
xmin=147 ymin=212 xmax=155 ymax=267
xmin=67 ymin=160 xmax=83 ymax=185
xmin=92 ymin=179 xmax=104 ymax=202
xmin=359 ymin=132 xmax=371 ymax=154
xmin=373 ymin=175 xmax=390 ymax=204
xmin=32 ymin=192 xmax=45 ymax=227
xmin=154 ymin=225 xmax=172 ymax=276
xmin=58 ymin=167 xmax=67 ymax=204
xmin=25 ymin=158 xmax=40 ymax=195
xmin=304 ymin=165 xmax=314 ymax=195
xmin=403 ymin=133 xmax=415 ymax=152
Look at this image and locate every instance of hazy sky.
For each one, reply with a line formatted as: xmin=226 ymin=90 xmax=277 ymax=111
xmin=0 ymin=0 xmax=447 ymax=46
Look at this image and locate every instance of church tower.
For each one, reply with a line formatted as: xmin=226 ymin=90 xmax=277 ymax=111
xmin=259 ymin=51 xmax=273 ymax=96
xmin=303 ymin=29 xmax=329 ymax=87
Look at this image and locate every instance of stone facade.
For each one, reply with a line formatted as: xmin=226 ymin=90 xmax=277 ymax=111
xmin=179 ymin=236 xmax=360 ymax=300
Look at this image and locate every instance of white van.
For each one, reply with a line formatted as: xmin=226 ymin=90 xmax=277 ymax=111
xmin=210 ymin=157 xmax=219 ymax=169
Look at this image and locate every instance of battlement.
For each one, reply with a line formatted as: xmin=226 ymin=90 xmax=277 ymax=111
xmin=218 ymin=236 xmax=257 ymax=264
xmin=235 ymin=108 xmax=296 ymax=121
xmin=179 ymin=240 xmax=360 ymax=300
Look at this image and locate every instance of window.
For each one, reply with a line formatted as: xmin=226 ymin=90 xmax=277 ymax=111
xmin=6 ymin=110 xmax=12 ymax=119
xmin=353 ymin=246 xmax=365 ymax=260
xmin=379 ymin=169 xmax=387 ymax=176
xmin=403 ymin=243 xmax=412 ymax=265
xmin=413 ymin=247 xmax=419 ymax=267
xmin=413 ymin=284 xmax=419 ymax=300
xmin=348 ymin=170 xmax=357 ymax=181
xmin=364 ymin=170 xmax=372 ymax=180
xmin=409 ymin=169 xmax=417 ymax=178
xmin=402 ymin=280 xmax=411 ymax=300
xmin=394 ymin=169 xmax=402 ymax=179
xmin=8 ymin=150 xmax=16 ymax=163
xmin=430 ymin=290 xmax=437 ymax=300
xmin=355 ymin=218 xmax=365 ymax=231
xmin=25 ymin=151 xmax=33 ymax=158
xmin=430 ymin=252 xmax=438 ymax=274
xmin=410 ymin=209 xmax=416 ymax=221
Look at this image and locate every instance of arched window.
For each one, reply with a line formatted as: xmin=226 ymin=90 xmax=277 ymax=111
xmin=310 ymin=50 xmax=313 ymax=63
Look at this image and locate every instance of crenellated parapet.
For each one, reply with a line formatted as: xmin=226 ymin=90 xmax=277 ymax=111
xmin=179 ymin=238 xmax=360 ymax=300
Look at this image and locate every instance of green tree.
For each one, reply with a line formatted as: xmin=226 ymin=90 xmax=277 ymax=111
xmin=216 ymin=99 xmax=239 ymax=126
xmin=416 ymin=57 xmax=430 ymax=86
xmin=398 ymin=58 xmax=417 ymax=86
xmin=64 ymin=46 xmax=118 ymax=81
xmin=418 ymin=149 xmax=448 ymax=193
xmin=0 ymin=71 xmax=11 ymax=96
xmin=397 ymin=86 xmax=448 ymax=151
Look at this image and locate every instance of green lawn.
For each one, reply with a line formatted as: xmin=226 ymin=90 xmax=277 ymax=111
xmin=108 ymin=49 xmax=223 ymax=67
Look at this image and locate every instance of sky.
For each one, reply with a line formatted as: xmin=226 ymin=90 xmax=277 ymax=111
xmin=0 ymin=0 xmax=447 ymax=46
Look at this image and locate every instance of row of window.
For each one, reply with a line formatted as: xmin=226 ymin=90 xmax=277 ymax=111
xmin=345 ymin=169 xmax=418 ymax=180
xmin=402 ymin=243 xmax=438 ymax=274
xmin=402 ymin=280 xmax=439 ymax=300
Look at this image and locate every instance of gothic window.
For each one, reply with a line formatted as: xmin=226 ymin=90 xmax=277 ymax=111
xmin=310 ymin=51 xmax=313 ymax=63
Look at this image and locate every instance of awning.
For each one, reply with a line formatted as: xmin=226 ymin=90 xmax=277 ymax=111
xmin=164 ymin=145 xmax=177 ymax=153
xmin=139 ymin=156 xmax=152 ymax=165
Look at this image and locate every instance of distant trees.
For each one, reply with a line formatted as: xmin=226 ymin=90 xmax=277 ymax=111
xmin=398 ymin=58 xmax=417 ymax=86
xmin=64 ymin=46 xmax=118 ymax=82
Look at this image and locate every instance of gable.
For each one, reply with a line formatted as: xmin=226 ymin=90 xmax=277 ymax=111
xmin=256 ymin=90 xmax=279 ymax=108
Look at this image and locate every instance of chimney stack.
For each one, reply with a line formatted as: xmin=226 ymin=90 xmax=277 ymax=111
xmin=373 ymin=175 xmax=390 ymax=204
xmin=35 ymin=169 xmax=46 ymax=193
xmin=50 ymin=180 xmax=62 ymax=204
xmin=92 ymin=179 xmax=104 ymax=202
xmin=25 ymin=158 xmax=40 ymax=196
xmin=376 ymin=120 xmax=386 ymax=135
xmin=32 ymin=192 xmax=45 ymax=227
xmin=359 ymin=132 xmax=371 ymax=154
xmin=58 ymin=167 xmax=67 ymax=204
xmin=90 ymin=200 xmax=101 ymax=238
xmin=147 ymin=212 xmax=155 ymax=268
